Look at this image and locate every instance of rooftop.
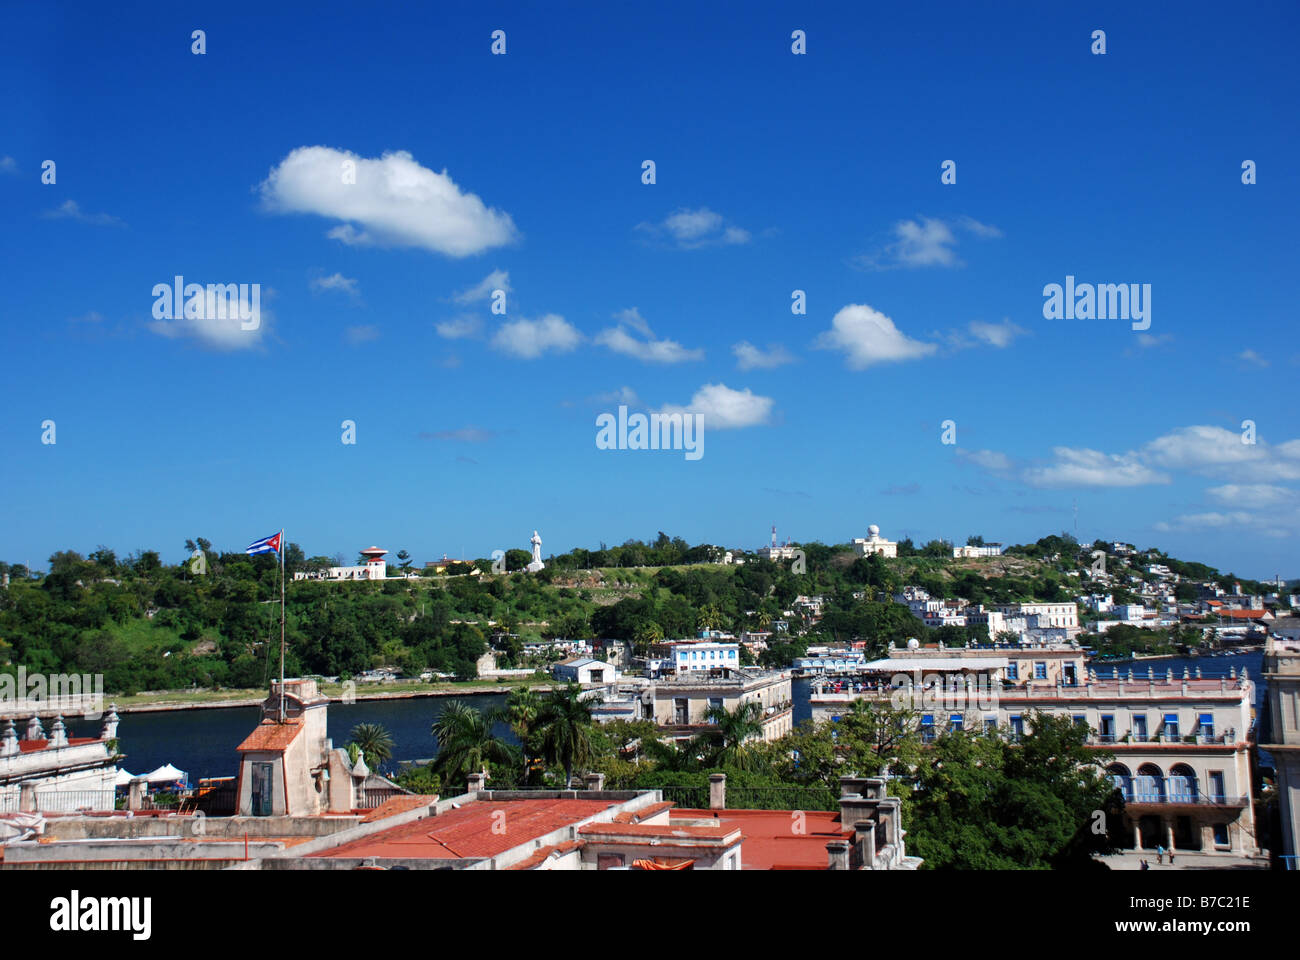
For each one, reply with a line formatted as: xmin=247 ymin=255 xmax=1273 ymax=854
xmin=670 ymin=808 xmax=850 ymax=870
xmin=236 ymin=719 xmax=303 ymax=753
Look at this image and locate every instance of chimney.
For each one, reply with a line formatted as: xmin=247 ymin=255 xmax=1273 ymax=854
xmin=826 ymin=839 xmax=851 ymax=870
xmin=853 ymin=819 xmax=877 ymax=869
xmin=128 ymin=777 xmax=146 ymax=811
xmin=709 ymin=772 xmax=726 ymax=810
xmin=0 ymin=719 xmax=18 ymax=757
xmin=584 ymin=772 xmax=605 ymax=792
xmin=49 ymin=715 xmax=68 ymax=748
xmin=101 ymin=706 xmax=119 ymax=741
xmin=466 ymin=771 xmax=487 ymax=793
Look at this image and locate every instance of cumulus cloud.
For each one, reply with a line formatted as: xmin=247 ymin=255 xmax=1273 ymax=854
xmin=595 ymin=308 xmax=703 ymax=364
xmin=590 ymin=386 xmax=641 ymax=406
xmin=0 ymin=156 xmax=17 ymax=174
xmin=1205 ymin=484 xmax=1298 ymax=509
xmin=1143 ymin=425 xmax=1300 ymax=482
xmin=732 ymin=341 xmax=796 ymax=370
xmin=147 ymin=292 xmax=271 ymax=351
xmin=636 ymin=207 xmax=751 ymax=249
xmin=435 ymin=315 xmax=484 ymax=340
xmin=957 ymin=449 xmax=1013 ymax=473
xmin=1022 ymin=447 xmax=1170 ymax=488
xmin=454 ymin=269 xmax=510 ymax=304
xmin=42 ymin=199 xmax=123 ymax=226
xmin=854 ymin=216 xmax=1000 ymax=270
xmin=311 ymin=272 xmax=359 ymax=296
xmin=259 ymin=146 xmax=518 ymax=257
xmin=1238 ymin=349 xmax=1270 ymax=367
xmin=491 ymin=313 xmax=582 ymax=358
xmin=967 ymin=320 xmax=1026 ymax=349
xmin=658 ymin=383 xmax=774 ymax=429
xmin=815 ymin=304 xmax=937 ymax=369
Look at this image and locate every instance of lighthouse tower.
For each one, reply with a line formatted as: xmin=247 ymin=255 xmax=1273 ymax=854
xmin=359 ymin=546 xmax=388 ymax=580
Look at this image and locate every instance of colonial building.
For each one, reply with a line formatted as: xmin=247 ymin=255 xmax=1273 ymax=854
xmin=1262 ymin=629 xmax=1300 ymax=864
xmin=853 ymin=524 xmax=897 ymax=558
xmin=0 ymin=710 xmax=120 ymax=814
xmin=293 ymin=546 xmax=389 ymax=582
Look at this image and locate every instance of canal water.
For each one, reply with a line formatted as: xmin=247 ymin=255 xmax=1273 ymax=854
xmin=64 ymin=651 xmax=1266 ymax=783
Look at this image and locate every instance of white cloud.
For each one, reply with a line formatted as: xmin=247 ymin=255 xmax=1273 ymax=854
xmin=967 ymin=320 xmax=1026 ymax=349
xmin=590 ymin=386 xmax=641 ymax=406
xmin=854 ymin=216 xmax=1000 ymax=270
xmin=957 ymin=448 xmax=1013 ymax=472
xmin=0 ymin=156 xmax=17 ymax=174
xmin=491 ymin=314 xmax=582 ymax=359
xmin=1022 ymin=447 xmax=1169 ymax=488
xmin=1238 ymin=349 xmax=1270 ymax=367
xmin=1143 ymin=425 xmax=1300 ymax=481
xmin=42 ymin=199 xmax=122 ymax=226
xmin=148 ymin=300 xmax=271 ymax=351
xmin=815 ymin=304 xmax=937 ymax=369
xmin=454 ymin=269 xmax=510 ymax=304
xmin=1136 ymin=333 xmax=1173 ymax=348
xmin=732 ymin=341 xmax=796 ymax=370
xmin=659 ymin=383 xmax=774 ymax=429
xmin=419 ymin=426 xmax=497 ymax=443
xmin=1153 ymin=512 xmax=1257 ymax=532
xmin=259 ymin=146 xmax=518 ymax=257
xmin=636 ymin=207 xmax=751 ymax=249
xmin=435 ymin=315 xmax=483 ymax=340
xmin=594 ymin=308 xmax=703 ymax=364
xmin=1205 ymin=484 xmax=1298 ymax=509
xmin=311 ymin=272 xmax=359 ymax=295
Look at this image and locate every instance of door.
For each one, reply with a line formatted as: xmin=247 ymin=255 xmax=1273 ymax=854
xmin=250 ymin=761 xmax=274 ymax=817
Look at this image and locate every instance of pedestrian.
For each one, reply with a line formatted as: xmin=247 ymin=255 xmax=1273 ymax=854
xmin=1140 ymin=859 xmax=1149 ymax=871
xmin=1156 ymin=844 xmax=1164 ymax=864
xmin=1169 ymin=852 xmax=1175 ymax=865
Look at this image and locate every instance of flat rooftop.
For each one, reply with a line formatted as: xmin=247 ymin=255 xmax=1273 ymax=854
xmin=670 ymin=808 xmax=850 ymax=870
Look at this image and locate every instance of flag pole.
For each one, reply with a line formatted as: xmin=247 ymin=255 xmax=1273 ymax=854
xmin=279 ymin=528 xmax=286 ymax=723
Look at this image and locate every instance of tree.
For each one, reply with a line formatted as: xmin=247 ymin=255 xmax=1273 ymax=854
xmin=348 ymin=722 xmax=395 ymax=771
xmin=535 ymin=684 xmax=599 ymax=788
xmin=491 ymin=686 xmax=544 ymax=777
xmin=397 ymin=549 xmax=412 ymax=571
xmin=430 ymin=700 xmax=518 ymax=791
xmin=695 ymin=700 xmax=764 ymax=771
xmin=909 ymin=712 xmax=1118 ymax=870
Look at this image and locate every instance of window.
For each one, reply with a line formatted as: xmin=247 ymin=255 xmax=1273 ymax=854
xmin=1009 ymin=715 xmax=1024 ymax=740
xmin=1099 ymin=715 xmax=1115 ymax=742
xmin=950 ymin=714 xmax=963 ymax=732
xmin=1212 ymin=823 xmax=1229 ymax=846
xmin=1072 ymin=714 xmax=1086 ymax=728
xmin=1006 ymin=662 xmax=1019 ymax=680
xmin=1199 ymin=713 xmax=1214 ymax=740
xmin=1209 ymin=771 xmax=1226 ymax=804
xmin=984 ymin=717 xmax=998 ymax=736
xmin=1163 ymin=713 xmax=1180 ymax=739
xmin=1034 ymin=662 xmax=1048 ymax=680
xmin=729 ymin=650 xmax=737 ymax=659
xmin=921 ymin=714 xmax=935 ymax=743
xmin=1132 ymin=715 xmax=1148 ymax=740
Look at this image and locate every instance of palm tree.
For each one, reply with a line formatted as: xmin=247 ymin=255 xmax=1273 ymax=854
xmin=348 ymin=722 xmax=395 ymax=771
xmin=534 ymin=684 xmax=600 ymax=788
xmin=697 ymin=605 xmax=724 ymax=632
xmin=430 ymin=700 xmax=518 ymax=791
xmin=756 ymin=610 xmax=773 ymax=630
xmin=697 ymin=700 xmax=765 ymax=770
xmin=490 ymin=686 xmax=544 ymax=780
xmin=632 ymin=620 xmax=663 ymax=657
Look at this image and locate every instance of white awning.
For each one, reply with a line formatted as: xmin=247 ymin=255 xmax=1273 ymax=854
xmin=141 ymin=763 xmax=188 ymax=783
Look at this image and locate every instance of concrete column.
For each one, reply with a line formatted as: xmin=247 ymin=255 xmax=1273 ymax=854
xmin=1130 ymin=816 xmax=1144 ymax=851
xmin=584 ymin=772 xmax=605 ymax=792
xmin=466 ymin=771 xmax=487 ymax=793
xmin=708 ymin=773 xmax=726 ymax=810
xmin=879 ymin=798 xmax=902 ymax=849
xmin=19 ymin=782 xmax=36 ymax=813
xmin=1163 ymin=817 xmax=1175 ymax=851
xmin=128 ymin=777 xmax=146 ymax=811
xmin=826 ymin=839 xmax=851 ymax=870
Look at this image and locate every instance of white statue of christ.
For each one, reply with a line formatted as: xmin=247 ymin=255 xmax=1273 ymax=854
xmin=527 ymin=530 xmax=545 ymax=572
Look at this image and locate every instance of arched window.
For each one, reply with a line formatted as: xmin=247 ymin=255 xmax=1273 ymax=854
xmin=1107 ymin=763 xmax=1133 ymax=800
xmin=1135 ymin=763 xmax=1165 ymax=803
xmin=1167 ymin=764 xmax=1198 ymax=802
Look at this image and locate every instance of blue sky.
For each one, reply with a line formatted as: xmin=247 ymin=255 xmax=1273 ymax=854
xmin=1 ymin=2 xmax=1297 ymax=579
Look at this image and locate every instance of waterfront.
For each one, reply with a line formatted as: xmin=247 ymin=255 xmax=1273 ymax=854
xmin=62 ymin=651 xmax=1265 ymax=783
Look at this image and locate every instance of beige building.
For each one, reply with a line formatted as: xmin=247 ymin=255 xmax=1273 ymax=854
xmin=0 ymin=711 xmax=120 ymax=814
xmin=650 ymin=669 xmax=793 ymax=743
xmin=235 ymin=679 xmax=359 ymax=817
xmin=1262 ymin=629 xmax=1300 ymax=864
xmin=853 ymin=524 xmax=897 ymax=558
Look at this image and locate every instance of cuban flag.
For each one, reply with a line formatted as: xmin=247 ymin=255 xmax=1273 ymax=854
xmin=246 ymin=531 xmax=282 ymax=556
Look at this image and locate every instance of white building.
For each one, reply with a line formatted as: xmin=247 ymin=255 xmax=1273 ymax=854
xmin=552 ymin=657 xmax=619 ymax=685
xmin=998 ymin=602 xmax=1078 ymax=631
xmin=953 ymin=543 xmax=1003 ymax=558
xmin=661 ymin=639 xmax=742 ymax=673
xmin=1 ymin=711 xmax=121 ymax=814
xmin=294 ymin=546 xmax=389 ymax=582
xmin=853 ymin=524 xmax=897 ymax=558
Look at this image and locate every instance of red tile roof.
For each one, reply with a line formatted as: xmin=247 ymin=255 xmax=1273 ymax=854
xmin=578 ymin=821 xmax=736 ymax=841
xmin=236 ymin=719 xmax=303 ymax=752
xmin=505 ymin=840 xmax=585 ymax=870
xmin=670 ymin=808 xmax=850 ymax=870
xmin=1220 ymin=610 xmax=1265 ymax=619
xmin=15 ymin=737 xmax=98 ymax=753
xmin=312 ymin=797 xmax=612 ymax=860
xmin=359 ymin=795 xmax=437 ymax=823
